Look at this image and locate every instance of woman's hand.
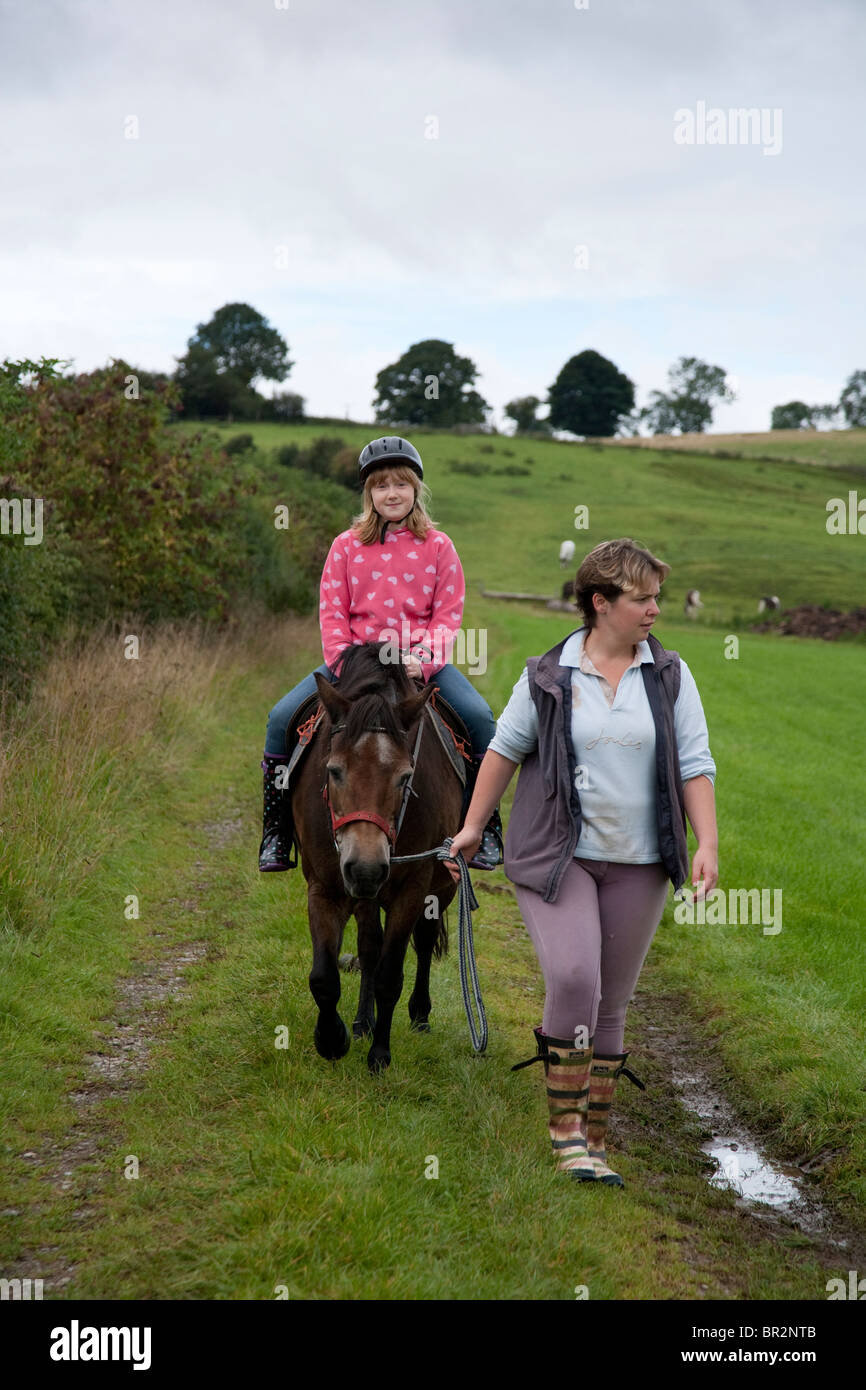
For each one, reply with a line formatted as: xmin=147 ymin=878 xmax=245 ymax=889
xmin=690 ymin=844 xmax=719 ymax=899
xmin=443 ymin=824 xmax=483 ymax=882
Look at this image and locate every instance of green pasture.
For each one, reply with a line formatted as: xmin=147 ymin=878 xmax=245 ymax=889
xmin=182 ymin=419 xmax=866 ymax=622
xmin=609 ymin=429 xmax=866 ymax=469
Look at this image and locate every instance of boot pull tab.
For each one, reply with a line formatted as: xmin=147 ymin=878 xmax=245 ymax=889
xmin=511 ymin=1053 xmax=550 ymax=1072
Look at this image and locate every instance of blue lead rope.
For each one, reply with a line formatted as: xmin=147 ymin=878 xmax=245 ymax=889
xmin=390 ymin=838 xmax=488 ymax=1054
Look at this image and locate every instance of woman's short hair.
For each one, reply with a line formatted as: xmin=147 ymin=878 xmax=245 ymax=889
xmin=575 ymin=538 xmax=670 ymax=628
xmin=351 ymin=464 xmax=436 ymax=544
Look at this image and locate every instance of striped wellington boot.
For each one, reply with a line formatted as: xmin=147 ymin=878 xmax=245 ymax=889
xmin=586 ymin=1051 xmax=646 ymax=1187
xmin=542 ymin=1033 xmax=597 ymax=1180
xmin=512 ymin=1028 xmax=596 ymax=1180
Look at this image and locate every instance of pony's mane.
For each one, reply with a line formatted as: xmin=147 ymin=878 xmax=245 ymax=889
xmin=331 ymin=642 xmax=414 ymax=744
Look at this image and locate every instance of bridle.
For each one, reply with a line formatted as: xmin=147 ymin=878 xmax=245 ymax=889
xmin=322 ymin=717 xmax=424 ymax=853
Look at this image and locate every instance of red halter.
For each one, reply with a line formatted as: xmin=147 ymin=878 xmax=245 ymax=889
xmin=322 ymin=782 xmax=397 ymax=846
xmin=322 ymin=717 xmax=423 ymax=851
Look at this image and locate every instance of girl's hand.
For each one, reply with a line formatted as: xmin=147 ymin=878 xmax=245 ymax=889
xmin=690 ymin=845 xmax=719 ymax=899
xmin=444 ymin=825 xmax=483 ymax=882
xmin=402 ymin=653 xmax=423 ymax=679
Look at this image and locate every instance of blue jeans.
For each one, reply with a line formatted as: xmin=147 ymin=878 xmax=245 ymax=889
xmin=264 ymin=662 xmax=495 ymax=757
xmin=265 ymin=664 xmax=332 ymax=756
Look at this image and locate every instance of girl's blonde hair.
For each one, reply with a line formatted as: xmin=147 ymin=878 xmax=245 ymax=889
xmin=351 ymin=465 xmax=436 ymax=544
xmin=575 ymin=538 xmax=670 ymax=628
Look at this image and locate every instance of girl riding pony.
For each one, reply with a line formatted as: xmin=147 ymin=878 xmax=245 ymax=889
xmin=259 ymin=435 xmax=503 ymax=873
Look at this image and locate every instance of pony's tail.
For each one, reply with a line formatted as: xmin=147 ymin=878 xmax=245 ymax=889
xmin=432 ymin=911 xmax=448 ymax=960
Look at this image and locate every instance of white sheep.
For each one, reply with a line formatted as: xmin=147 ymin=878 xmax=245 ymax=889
xmin=757 ymin=595 xmax=781 ymax=613
xmin=684 ymin=589 xmax=704 ymax=619
xmin=559 ymin=539 xmax=576 ymax=568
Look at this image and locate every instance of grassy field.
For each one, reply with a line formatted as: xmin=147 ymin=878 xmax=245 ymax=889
xmin=2 ymin=423 xmax=864 ymax=1300
xmin=187 ymin=419 xmax=866 ymax=624
xmin=600 ymin=428 xmax=866 ymax=469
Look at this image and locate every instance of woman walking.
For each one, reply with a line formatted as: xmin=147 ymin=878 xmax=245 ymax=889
xmin=447 ymin=538 xmax=717 ymax=1186
xmin=259 ymin=435 xmax=504 ymax=873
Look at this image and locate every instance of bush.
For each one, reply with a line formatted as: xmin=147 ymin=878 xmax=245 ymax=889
xmin=446 ymin=459 xmax=492 ymax=475
xmin=8 ymin=361 xmax=258 ymax=625
xmin=478 ymin=442 xmax=496 ymax=454
xmin=493 ymin=464 xmax=531 ymax=476
xmin=329 ymin=446 xmax=361 ymax=489
xmin=0 ymin=360 xmax=358 ymax=692
xmin=223 ymin=433 xmax=255 ymax=455
xmin=303 ymin=436 xmax=346 ymax=479
xmin=275 ymin=443 xmax=300 ymax=468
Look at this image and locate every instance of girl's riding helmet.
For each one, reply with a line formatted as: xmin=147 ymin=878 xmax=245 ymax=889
xmin=358 ymin=436 xmax=423 ymax=483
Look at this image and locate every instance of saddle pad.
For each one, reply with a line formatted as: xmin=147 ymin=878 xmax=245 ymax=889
xmin=425 ymin=693 xmax=471 ymax=788
xmin=282 ymin=693 xmax=325 ymax=790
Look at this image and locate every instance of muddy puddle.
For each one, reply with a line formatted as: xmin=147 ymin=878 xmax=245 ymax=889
xmin=670 ymin=1063 xmax=848 ymax=1246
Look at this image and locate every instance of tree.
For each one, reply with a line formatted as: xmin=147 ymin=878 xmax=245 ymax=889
xmin=504 ymin=395 xmax=550 ymax=434
xmin=269 ymin=390 xmax=305 ymax=421
xmin=640 ymin=356 xmax=734 ymax=435
xmin=839 ymin=370 xmax=866 ymax=427
xmin=547 ymin=350 xmax=635 ymax=437
xmin=771 ymin=401 xmax=816 ymax=430
xmin=372 ymin=339 xmax=490 ymax=427
xmin=174 ymin=303 xmax=292 ymax=419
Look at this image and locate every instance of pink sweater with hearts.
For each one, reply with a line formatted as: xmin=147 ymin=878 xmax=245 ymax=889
xmin=319 ymin=525 xmax=466 ymax=682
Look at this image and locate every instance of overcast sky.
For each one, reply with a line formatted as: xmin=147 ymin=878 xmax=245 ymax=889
xmin=2 ymin=0 xmax=863 ymax=431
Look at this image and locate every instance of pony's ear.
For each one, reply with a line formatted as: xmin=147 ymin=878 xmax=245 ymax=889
xmin=315 ymin=671 xmax=350 ymax=724
xmin=396 ymin=681 xmax=435 ymax=730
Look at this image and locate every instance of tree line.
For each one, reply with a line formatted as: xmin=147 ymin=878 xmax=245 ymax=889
xmin=30 ymin=300 xmax=866 ymax=436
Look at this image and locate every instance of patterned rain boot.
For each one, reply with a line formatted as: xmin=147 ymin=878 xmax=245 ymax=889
xmin=585 ymin=1051 xmax=646 ymax=1187
xmin=512 ymin=1027 xmax=597 ymax=1181
xmin=258 ymin=753 xmax=296 ymax=872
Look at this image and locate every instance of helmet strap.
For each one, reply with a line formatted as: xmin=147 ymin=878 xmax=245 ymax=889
xmin=377 ymin=499 xmax=415 ymax=543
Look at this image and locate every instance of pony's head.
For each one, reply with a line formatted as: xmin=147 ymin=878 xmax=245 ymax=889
xmin=315 ymin=643 xmax=434 ymax=897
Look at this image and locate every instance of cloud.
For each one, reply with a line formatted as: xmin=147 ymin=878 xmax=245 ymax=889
xmin=0 ymin=0 xmax=863 ymax=424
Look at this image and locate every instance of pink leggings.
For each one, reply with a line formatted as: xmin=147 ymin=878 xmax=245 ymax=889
xmin=514 ymin=857 xmax=670 ymax=1054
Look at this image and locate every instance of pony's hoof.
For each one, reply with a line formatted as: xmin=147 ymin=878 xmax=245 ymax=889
xmin=367 ymin=1046 xmax=391 ymax=1073
xmin=409 ymin=1018 xmax=431 ymax=1033
xmin=314 ymin=1017 xmax=350 ymax=1060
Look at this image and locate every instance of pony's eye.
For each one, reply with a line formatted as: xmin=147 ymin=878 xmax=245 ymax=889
xmin=397 ymin=771 xmax=411 ymax=788
xmin=326 ymin=764 xmax=344 ymax=782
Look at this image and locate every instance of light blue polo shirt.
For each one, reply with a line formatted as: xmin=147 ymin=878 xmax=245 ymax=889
xmin=489 ymin=628 xmax=716 ymax=864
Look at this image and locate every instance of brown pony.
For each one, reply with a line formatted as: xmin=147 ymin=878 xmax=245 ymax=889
xmin=292 ymin=643 xmax=463 ymax=1072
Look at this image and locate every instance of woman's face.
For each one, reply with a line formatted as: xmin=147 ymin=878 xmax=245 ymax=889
xmin=369 ymin=471 xmax=416 ymax=522
xmin=599 ymin=577 xmax=661 ymax=643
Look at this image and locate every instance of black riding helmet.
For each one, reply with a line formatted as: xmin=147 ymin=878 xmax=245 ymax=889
xmin=359 ymin=437 xmax=424 ymax=542
xmin=358 ymin=436 xmax=423 ymax=484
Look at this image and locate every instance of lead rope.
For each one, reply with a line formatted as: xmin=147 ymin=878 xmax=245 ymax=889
xmin=390 ymin=839 xmax=487 ymax=1055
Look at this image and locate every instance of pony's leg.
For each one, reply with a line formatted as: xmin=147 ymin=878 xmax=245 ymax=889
xmin=407 ymin=910 xmax=435 ymax=1032
xmin=308 ymin=885 xmax=352 ymax=1060
xmin=367 ymin=898 xmax=423 ymax=1073
xmin=409 ymin=879 xmax=456 ymax=1031
xmin=353 ymin=900 xmax=382 ymax=1039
